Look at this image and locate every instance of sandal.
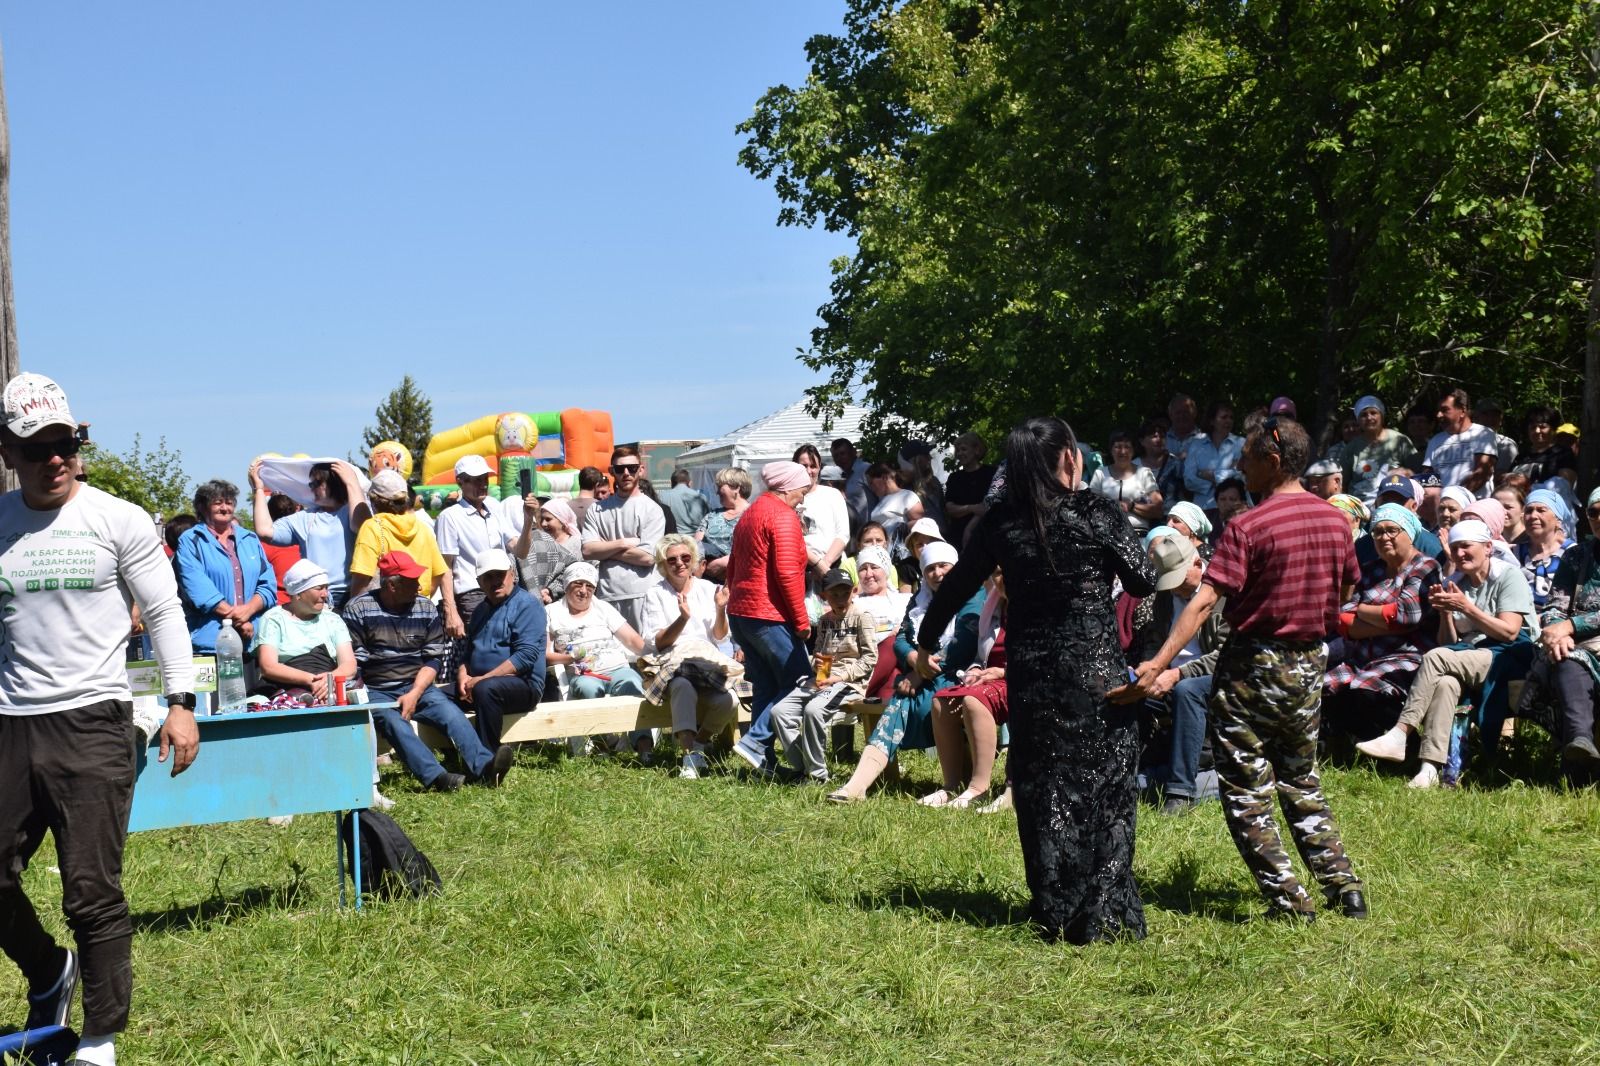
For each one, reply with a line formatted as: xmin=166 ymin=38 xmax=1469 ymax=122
xmin=826 ymin=789 xmax=861 ymax=804
xmin=918 ymin=788 xmax=956 ymax=808
xmin=948 ymin=789 xmax=986 ymax=810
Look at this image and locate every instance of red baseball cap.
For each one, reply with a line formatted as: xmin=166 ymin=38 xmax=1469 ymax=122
xmin=377 ymin=551 xmax=426 ymax=579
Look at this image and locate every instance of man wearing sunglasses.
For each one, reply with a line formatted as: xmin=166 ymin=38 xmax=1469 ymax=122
xmin=1129 ymin=416 xmax=1366 ymax=922
xmin=0 ymin=373 xmax=198 ymax=1066
xmin=580 ymin=445 xmax=665 ymax=633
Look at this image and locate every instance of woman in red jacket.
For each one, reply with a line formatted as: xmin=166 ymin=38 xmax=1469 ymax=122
xmin=727 ymin=461 xmax=814 ymax=771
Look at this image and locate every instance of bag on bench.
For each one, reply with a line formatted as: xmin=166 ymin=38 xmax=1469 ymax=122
xmin=340 ymin=810 xmax=442 ymax=900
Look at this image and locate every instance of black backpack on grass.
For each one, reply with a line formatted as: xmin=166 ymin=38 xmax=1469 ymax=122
xmin=340 ymin=810 xmax=442 ymax=900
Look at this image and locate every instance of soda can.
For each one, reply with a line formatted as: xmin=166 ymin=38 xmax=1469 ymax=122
xmin=334 ymin=674 xmax=348 ymax=706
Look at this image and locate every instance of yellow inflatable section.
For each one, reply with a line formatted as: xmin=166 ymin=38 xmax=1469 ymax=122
xmin=421 ymin=414 xmax=502 ymax=484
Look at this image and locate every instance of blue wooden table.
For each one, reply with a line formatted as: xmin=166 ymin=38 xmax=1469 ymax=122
xmin=128 ymin=702 xmax=393 ymax=908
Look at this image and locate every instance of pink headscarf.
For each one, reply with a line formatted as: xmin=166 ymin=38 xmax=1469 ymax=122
xmin=1460 ymin=498 xmax=1507 ymax=540
xmin=762 ymin=461 xmax=812 ymax=492
xmin=542 ymin=498 xmax=579 ymax=538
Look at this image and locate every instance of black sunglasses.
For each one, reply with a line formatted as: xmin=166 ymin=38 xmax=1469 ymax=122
xmin=610 ymin=463 xmax=641 ymax=474
xmin=17 ymin=435 xmax=82 ymax=463
xmin=1588 ymin=506 xmax=1600 ymax=519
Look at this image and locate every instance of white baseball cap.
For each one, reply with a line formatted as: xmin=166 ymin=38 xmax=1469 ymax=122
xmin=2 ymin=373 xmax=77 ymax=439
xmin=368 ymin=469 xmax=409 ymax=500
xmin=455 ymin=455 xmax=492 ymax=479
xmin=475 ymin=548 xmax=513 ymax=578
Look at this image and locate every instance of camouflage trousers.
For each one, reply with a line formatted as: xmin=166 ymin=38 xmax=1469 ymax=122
xmin=1209 ymin=636 xmax=1361 ymax=915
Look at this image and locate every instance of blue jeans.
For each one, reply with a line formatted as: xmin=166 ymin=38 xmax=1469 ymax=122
xmin=568 ymin=666 xmax=645 ymax=700
xmin=370 ymin=685 xmax=494 ymax=785
xmin=1162 ymin=674 xmax=1214 ymax=799
xmin=730 ymin=615 xmax=812 ymax=765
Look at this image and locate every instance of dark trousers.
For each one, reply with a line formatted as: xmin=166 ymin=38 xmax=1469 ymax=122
xmin=1549 ymin=658 xmax=1598 ymax=744
xmin=468 ymin=676 xmax=537 ymax=750
xmin=0 ymin=701 xmax=137 ymax=1034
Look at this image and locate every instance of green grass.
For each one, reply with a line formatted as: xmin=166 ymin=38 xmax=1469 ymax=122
xmin=6 ymin=746 xmax=1600 ymax=1064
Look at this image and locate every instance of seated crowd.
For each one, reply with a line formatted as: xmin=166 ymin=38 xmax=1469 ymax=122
xmin=156 ymin=394 xmax=1597 ymax=816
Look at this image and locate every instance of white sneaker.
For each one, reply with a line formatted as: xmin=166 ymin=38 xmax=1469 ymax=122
xmin=1407 ymin=762 xmax=1440 ymax=789
xmin=371 ymin=787 xmax=396 ymax=812
xmin=267 ymin=815 xmax=295 ymax=826
xmin=1356 ymin=727 xmax=1408 ymax=763
xmin=918 ymin=788 xmax=955 ymax=808
xmin=681 ymin=750 xmax=710 ymax=780
xmin=978 ymin=787 xmax=1014 ymax=814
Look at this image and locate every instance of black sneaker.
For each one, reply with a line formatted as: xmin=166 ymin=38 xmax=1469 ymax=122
xmin=483 ymin=745 xmax=514 ymax=788
xmin=1562 ymin=736 xmax=1600 ymax=771
xmin=1160 ymin=796 xmax=1194 ymax=816
xmin=429 ymin=772 xmax=466 ymax=792
xmin=25 ymin=948 xmax=78 ymax=1030
xmin=1333 ymin=889 xmax=1369 ymax=919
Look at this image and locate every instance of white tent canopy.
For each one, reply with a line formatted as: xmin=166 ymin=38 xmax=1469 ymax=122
xmin=676 ymin=399 xmax=871 ymax=495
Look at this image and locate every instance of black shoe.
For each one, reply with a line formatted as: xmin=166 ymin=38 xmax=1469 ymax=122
xmin=24 ymin=948 xmax=78 ymax=1030
xmin=483 ymin=745 xmax=514 ymax=788
xmin=1262 ymin=907 xmax=1316 ymax=924
xmin=1334 ymin=889 xmax=1369 ymax=919
xmin=1562 ymin=736 xmax=1600 ymax=770
xmin=429 ymin=771 xmax=466 ymax=792
xmin=1160 ymin=796 xmax=1194 ymax=816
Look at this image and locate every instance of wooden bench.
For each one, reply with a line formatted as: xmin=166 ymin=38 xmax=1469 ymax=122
xmin=395 ymin=695 xmax=752 ymax=753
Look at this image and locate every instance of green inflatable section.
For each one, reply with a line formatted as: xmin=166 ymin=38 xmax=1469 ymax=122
xmin=532 ymin=411 xmax=562 ymax=435
xmin=493 ymin=457 xmax=580 ymax=500
xmin=496 ymin=456 xmax=539 ymax=500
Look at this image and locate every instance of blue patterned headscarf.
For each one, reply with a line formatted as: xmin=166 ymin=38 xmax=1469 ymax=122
xmin=1525 ymin=488 xmax=1574 ymax=532
xmin=1370 ymin=503 xmax=1421 ymax=543
xmin=1141 ymin=524 xmax=1179 ymax=550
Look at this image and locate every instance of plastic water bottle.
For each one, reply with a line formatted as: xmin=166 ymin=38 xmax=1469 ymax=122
xmin=214 ymin=619 xmax=248 ymax=712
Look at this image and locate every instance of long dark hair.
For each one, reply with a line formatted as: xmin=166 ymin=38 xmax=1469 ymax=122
xmin=1005 ymin=416 xmax=1077 ymax=572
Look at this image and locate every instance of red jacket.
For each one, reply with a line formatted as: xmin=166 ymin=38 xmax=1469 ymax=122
xmin=726 ymin=492 xmax=810 ymax=633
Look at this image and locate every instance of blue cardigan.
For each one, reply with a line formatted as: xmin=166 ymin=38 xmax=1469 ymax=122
xmin=465 ymin=586 xmax=548 ymax=680
xmin=176 ymin=523 xmax=278 ymax=652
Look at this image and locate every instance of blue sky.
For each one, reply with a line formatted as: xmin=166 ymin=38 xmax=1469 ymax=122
xmin=0 ymin=2 xmax=850 ymax=501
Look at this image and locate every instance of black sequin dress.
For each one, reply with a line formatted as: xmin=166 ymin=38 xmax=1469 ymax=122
xmin=919 ymin=490 xmax=1157 ymax=943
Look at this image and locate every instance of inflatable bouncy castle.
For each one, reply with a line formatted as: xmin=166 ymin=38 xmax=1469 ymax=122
xmin=418 ymin=409 xmax=613 ymax=501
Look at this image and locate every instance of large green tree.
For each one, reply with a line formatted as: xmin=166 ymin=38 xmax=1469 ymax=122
xmin=361 ymin=375 xmax=433 ymax=474
xmin=81 ymin=435 xmax=190 ymax=518
xmin=742 ymin=0 xmax=1600 ymax=470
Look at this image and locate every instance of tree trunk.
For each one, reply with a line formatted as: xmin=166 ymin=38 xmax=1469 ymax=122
xmin=0 ymin=37 xmax=18 ymax=492
xmin=1316 ymin=226 xmax=1356 ymax=450
xmin=1584 ymin=31 xmax=1600 ymax=499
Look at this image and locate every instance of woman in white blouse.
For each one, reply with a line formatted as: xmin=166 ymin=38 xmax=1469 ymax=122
xmin=793 ymin=444 xmax=851 ymax=584
xmin=639 ymin=534 xmax=736 ymax=779
xmin=1087 ymin=429 xmax=1163 ymax=532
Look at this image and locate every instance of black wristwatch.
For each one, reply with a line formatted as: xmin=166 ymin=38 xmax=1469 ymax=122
xmin=165 ymin=692 xmax=197 ymax=711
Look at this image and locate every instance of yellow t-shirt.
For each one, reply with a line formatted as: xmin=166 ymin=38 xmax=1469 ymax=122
xmin=349 ymin=512 xmax=449 ymax=597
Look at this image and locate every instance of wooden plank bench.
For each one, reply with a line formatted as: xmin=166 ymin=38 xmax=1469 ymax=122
xmin=394 ymin=695 xmax=752 ymax=753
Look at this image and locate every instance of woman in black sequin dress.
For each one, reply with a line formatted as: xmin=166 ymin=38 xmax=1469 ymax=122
xmin=915 ymin=417 xmax=1157 ymax=943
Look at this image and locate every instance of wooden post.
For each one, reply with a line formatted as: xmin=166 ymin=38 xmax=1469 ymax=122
xmin=1584 ymin=30 xmax=1600 ymax=499
xmin=0 ymin=37 xmax=18 ymax=493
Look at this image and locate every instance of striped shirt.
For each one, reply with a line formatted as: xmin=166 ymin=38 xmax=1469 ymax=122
xmin=342 ymin=591 xmax=448 ymax=691
xmin=1205 ymin=491 xmax=1358 ymax=640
